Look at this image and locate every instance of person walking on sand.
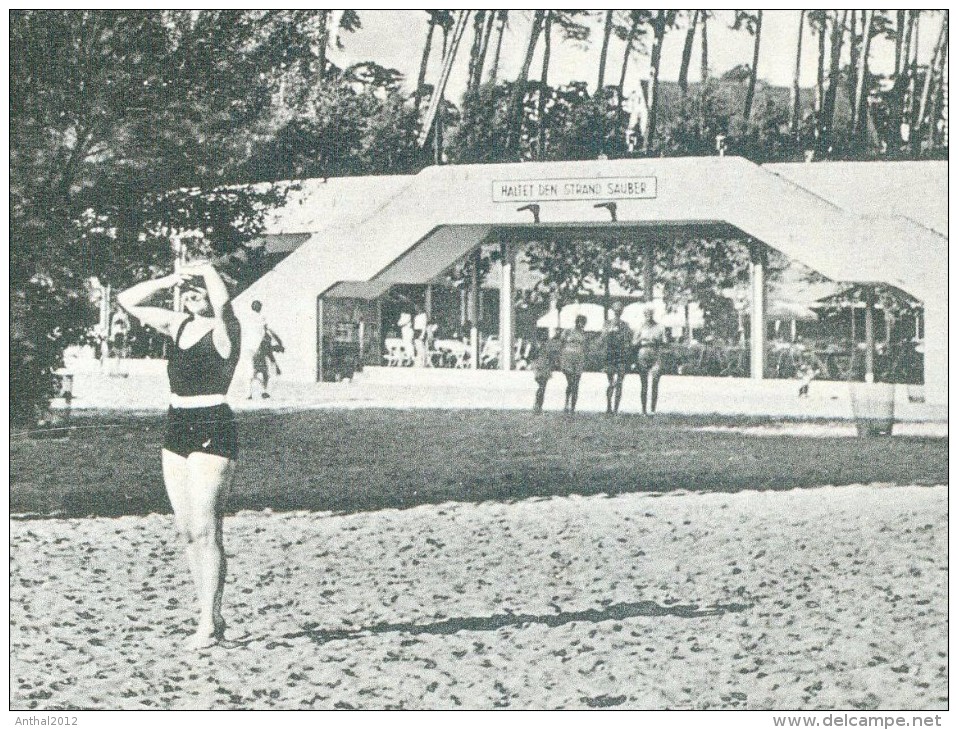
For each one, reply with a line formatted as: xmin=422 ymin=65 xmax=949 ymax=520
xmin=109 ymin=307 xmax=131 ymax=377
xmin=599 ymin=301 xmax=634 ymax=415
xmin=248 ymin=300 xmax=283 ymax=399
xmin=530 ymin=330 xmax=560 ymax=413
xmin=560 ymin=315 xmax=589 ymax=414
xmin=634 ymin=306 xmax=667 ymax=415
xmin=117 ymin=261 xmax=241 ymax=651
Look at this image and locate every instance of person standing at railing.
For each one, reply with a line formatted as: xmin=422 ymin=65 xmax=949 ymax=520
xmin=560 ymin=315 xmax=589 ymax=414
xmin=633 ymin=307 xmax=667 ymax=415
xmin=599 ymin=301 xmax=634 ymax=415
xmin=530 ymin=330 xmax=560 ymax=413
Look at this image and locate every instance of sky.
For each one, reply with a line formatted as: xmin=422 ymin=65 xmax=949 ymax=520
xmin=331 ymin=10 xmax=945 ymax=103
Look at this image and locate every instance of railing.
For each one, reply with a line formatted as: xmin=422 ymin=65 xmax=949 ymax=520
xmin=669 ymin=340 xmax=923 ymax=384
xmin=382 ymin=336 xmax=531 ymax=370
xmin=383 ymin=337 xmax=923 ymax=384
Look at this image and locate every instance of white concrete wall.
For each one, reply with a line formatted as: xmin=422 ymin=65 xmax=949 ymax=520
xmin=922 ymin=297 xmax=947 ymax=406
xmin=235 ymin=270 xmax=318 ymax=383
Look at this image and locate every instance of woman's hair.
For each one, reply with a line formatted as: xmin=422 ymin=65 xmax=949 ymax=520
xmin=575 ymin=315 xmax=588 ymax=327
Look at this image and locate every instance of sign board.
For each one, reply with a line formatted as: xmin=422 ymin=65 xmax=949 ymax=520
xmin=492 ymin=176 xmax=657 ymax=203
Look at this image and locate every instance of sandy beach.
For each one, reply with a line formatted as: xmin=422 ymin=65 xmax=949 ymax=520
xmin=10 ymin=483 xmax=946 ymax=710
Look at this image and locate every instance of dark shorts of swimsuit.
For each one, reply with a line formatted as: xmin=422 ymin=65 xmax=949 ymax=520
xmin=164 ymin=404 xmax=238 ymax=460
xmin=605 ymin=358 xmax=630 ymax=376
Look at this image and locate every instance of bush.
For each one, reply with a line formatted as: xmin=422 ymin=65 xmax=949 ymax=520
xmin=10 ymin=279 xmax=92 ymax=427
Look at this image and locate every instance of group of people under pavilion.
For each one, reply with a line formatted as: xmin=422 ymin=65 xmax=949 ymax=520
xmin=368 ymin=220 xmax=924 ymax=397
xmin=531 ymin=301 xmax=667 ymax=417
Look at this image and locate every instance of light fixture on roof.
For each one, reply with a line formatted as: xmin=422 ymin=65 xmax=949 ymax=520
xmin=516 ymin=204 xmax=541 ymax=224
xmin=594 ymin=201 xmax=617 ymax=222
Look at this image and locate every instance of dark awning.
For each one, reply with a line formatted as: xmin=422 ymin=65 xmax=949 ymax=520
xmin=374 ymin=224 xmax=493 ymax=284
xmin=323 ymin=280 xmax=394 ymax=300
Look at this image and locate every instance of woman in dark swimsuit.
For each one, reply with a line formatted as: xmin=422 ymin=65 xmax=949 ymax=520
xmin=633 ymin=307 xmax=667 ymax=415
xmin=599 ymin=301 xmax=634 ymax=415
xmin=118 ymin=262 xmax=241 ymax=650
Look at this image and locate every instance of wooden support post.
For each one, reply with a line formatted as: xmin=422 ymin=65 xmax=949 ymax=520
xmin=100 ymin=283 xmax=111 ymax=366
xmin=424 ymin=284 xmax=433 ymax=319
xmin=547 ymin=295 xmax=559 ymax=337
xmin=499 ymin=241 xmax=515 ymax=370
xmin=864 ymin=287 xmax=875 ymax=382
xmin=469 ymin=251 xmax=480 ymax=369
xmin=643 ymin=238 xmax=654 ymax=303
xmin=749 ymin=242 xmax=767 ymax=379
xmin=316 ymin=298 xmax=325 ymax=383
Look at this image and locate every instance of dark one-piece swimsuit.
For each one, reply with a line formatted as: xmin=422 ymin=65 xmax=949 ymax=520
xmin=163 ymin=305 xmax=242 ymax=460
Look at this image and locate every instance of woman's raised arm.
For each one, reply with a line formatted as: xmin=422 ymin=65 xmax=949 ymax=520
xmin=116 ymin=273 xmax=184 ymax=336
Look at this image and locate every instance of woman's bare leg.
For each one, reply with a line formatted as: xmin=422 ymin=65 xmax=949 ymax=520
xmin=613 ymin=372 xmax=625 ymax=414
xmin=184 ymin=452 xmax=234 ymax=648
xmin=164 ymin=449 xmax=234 ymax=649
xmin=638 ymin=369 xmax=649 ymax=414
xmin=162 ymin=450 xmax=200 ymax=596
xmin=569 ymin=374 xmax=581 ymax=413
xmin=649 ymin=363 xmax=661 ymax=413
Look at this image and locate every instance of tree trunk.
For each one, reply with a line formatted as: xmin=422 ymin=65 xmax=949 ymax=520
xmin=644 ymin=11 xmax=667 ymax=153
xmin=700 ymin=11 xmax=709 ymax=83
xmin=603 ymin=257 xmax=611 ymax=319
xmin=849 ymin=10 xmax=861 ymax=100
xmin=743 ymin=10 xmax=763 ymax=122
xmin=466 ymin=10 xmax=486 ymax=93
xmin=822 ymin=10 xmax=847 ymax=148
xmin=852 ymin=9 xmax=875 ymax=135
xmin=617 ymin=14 xmax=638 ymax=109
xmin=488 ymin=11 xmax=507 ymax=83
xmin=434 ymin=17 xmax=454 ymax=165
xmin=789 ymin=10 xmax=805 ymax=136
xmin=317 ymin=9 xmax=330 ymax=78
xmin=538 ymin=11 xmax=552 ymax=158
xmin=414 ymin=17 xmax=436 ymax=113
xmin=815 ymin=14 xmax=826 ymax=143
xmin=928 ymin=61 xmax=942 ymax=150
xmin=596 ymin=10 xmax=614 ymax=93
xmin=895 ymin=10 xmax=916 ymax=140
xmin=894 ymin=10 xmax=906 ymax=77
xmin=906 ymin=13 xmax=921 ymax=131
xmin=509 ymin=10 xmax=545 ymax=154
xmin=914 ymin=15 xmax=948 ymax=152
xmin=679 ymin=10 xmax=699 ymax=94
xmin=901 ymin=10 xmax=915 ymax=80
xmin=700 ymin=11 xmax=710 ymax=137
xmin=476 ymin=10 xmax=495 ymax=86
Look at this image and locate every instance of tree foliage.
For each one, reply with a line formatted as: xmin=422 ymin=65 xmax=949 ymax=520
xmin=10 ymin=10 xmax=313 ymax=424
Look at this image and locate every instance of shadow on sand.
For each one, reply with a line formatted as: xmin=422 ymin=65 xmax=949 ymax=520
xmin=276 ymin=599 xmax=752 ymax=646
